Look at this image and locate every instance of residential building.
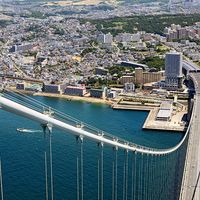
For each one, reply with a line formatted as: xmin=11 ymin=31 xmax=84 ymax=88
xmin=64 ymin=85 xmax=86 ymax=96
xmin=97 ymin=33 xmax=113 ymax=45
xmin=90 ymin=87 xmax=107 ymax=99
xmin=135 ymin=68 xmax=163 ymax=85
xmin=43 ymin=83 xmax=61 ymax=94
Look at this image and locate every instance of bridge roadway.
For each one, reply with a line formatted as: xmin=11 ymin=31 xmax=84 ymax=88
xmin=180 ymin=72 xmax=200 ymax=200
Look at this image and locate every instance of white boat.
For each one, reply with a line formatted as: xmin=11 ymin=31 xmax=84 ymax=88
xmin=16 ymin=128 xmax=42 ymax=133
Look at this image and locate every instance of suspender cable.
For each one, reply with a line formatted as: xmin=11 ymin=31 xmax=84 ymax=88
xmin=157 ymin=155 xmax=161 ymax=199
xmin=149 ymin=154 xmax=153 ymax=200
xmin=114 ymin=147 xmax=118 ymax=200
xmin=122 ymin=151 xmax=126 ymax=200
xmin=143 ymin=154 xmax=146 ymax=200
xmin=140 ymin=153 xmax=143 ymax=200
xmin=80 ymin=137 xmax=84 ymax=200
xmin=145 ymin=154 xmax=149 ymax=200
xmin=152 ymin=155 xmax=156 ymax=200
xmin=112 ymin=147 xmax=117 ymax=200
xmin=45 ymin=152 xmax=49 ymax=200
xmin=0 ymin=158 xmax=4 ymax=200
xmin=76 ymin=136 xmax=84 ymax=200
xmin=164 ymin=155 xmax=168 ymax=199
xmin=169 ymin=153 xmax=173 ymax=200
xmin=131 ymin=152 xmax=134 ymax=200
xmin=137 ymin=153 xmax=141 ymax=200
xmin=49 ymin=132 xmax=54 ymax=200
xmin=77 ymin=156 xmax=79 ymax=200
xmin=164 ymin=154 xmax=168 ymax=199
xmin=156 ymin=155 xmax=159 ymax=200
xmin=99 ymin=142 xmax=104 ymax=200
xmin=76 ymin=137 xmax=80 ymax=200
xmin=112 ymin=157 xmax=114 ymax=200
xmin=125 ymin=150 xmax=128 ymax=200
xmin=98 ymin=158 xmax=100 ymax=200
xmin=158 ymin=155 xmax=163 ymax=200
xmin=134 ymin=152 xmax=137 ymax=200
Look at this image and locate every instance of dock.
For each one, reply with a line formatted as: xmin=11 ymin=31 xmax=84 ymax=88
xmin=143 ymin=107 xmax=187 ymax=132
xmin=112 ymin=101 xmax=187 ymax=132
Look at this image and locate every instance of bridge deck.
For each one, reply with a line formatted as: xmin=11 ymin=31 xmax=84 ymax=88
xmin=180 ymin=73 xmax=200 ymax=200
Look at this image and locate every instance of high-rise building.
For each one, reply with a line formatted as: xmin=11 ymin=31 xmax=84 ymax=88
xmin=165 ymin=52 xmax=183 ymax=89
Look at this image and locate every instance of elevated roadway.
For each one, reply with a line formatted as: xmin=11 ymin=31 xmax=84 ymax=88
xmin=182 ymin=60 xmax=200 ymax=73
xmin=180 ymin=72 xmax=200 ymax=200
xmin=0 ymin=74 xmax=43 ymax=83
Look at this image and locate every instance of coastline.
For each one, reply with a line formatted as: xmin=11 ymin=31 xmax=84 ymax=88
xmin=8 ymin=89 xmax=187 ymax=132
xmin=34 ymin=92 xmax=114 ymax=105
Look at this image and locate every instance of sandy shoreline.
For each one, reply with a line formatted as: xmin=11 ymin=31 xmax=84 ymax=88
xmin=7 ymin=88 xmax=115 ymax=105
xmin=34 ymin=92 xmax=114 ymax=105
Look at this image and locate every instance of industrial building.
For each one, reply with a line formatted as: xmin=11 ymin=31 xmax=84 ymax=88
xmin=156 ymin=101 xmax=173 ymax=121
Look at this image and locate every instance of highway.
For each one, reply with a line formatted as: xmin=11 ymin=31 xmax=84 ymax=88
xmin=180 ymin=72 xmax=200 ymax=200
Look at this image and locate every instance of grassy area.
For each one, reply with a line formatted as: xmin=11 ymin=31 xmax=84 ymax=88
xmin=141 ymin=56 xmax=165 ymax=70
xmin=81 ymin=14 xmax=200 ymax=36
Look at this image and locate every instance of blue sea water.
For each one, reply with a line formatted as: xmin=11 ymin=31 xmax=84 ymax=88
xmin=0 ymin=96 xmax=183 ymax=200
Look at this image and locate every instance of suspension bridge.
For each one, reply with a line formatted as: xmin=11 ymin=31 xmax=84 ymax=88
xmin=0 ymin=71 xmax=200 ymax=200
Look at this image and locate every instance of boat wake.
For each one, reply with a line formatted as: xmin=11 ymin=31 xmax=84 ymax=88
xmin=16 ymin=128 xmax=42 ymax=133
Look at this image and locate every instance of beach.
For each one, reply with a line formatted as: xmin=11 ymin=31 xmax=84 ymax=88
xmin=34 ymin=92 xmax=114 ymax=105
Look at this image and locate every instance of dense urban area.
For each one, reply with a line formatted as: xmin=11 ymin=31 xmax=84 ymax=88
xmin=0 ymin=0 xmax=200 ymax=131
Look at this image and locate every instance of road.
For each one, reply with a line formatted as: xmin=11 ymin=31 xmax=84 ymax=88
xmin=180 ymin=73 xmax=200 ymax=200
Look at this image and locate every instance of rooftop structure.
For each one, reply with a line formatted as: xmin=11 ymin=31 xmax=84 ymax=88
xmin=156 ymin=101 xmax=173 ymax=121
